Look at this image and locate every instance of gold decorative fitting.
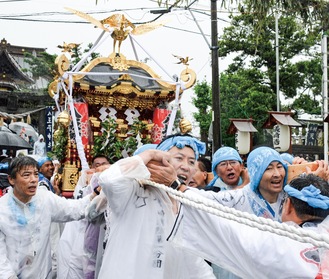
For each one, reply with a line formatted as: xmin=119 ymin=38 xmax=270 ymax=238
xmin=55 ymin=54 xmax=70 ymax=76
xmin=89 ymin=116 xmax=101 ymax=128
xmin=146 ymin=123 xmax=154 ymax=131
xmin=116 ymin=119 xmax=124 ymax=124
xmin=173 ymin=54 xmax=193 ymax=66
xmin=118 ymin=73 xmax=133 ymax=81
xmin=62 ymin=164 xmax=79 ymax=191
xmin=118 ymin=126 xmax=128 ymax=138
xmin=57 ymin=110 xmax=70 ymax=127
xmin=57 ymin=42 xmax=81 ymax=54
xmin=109 ymin=53 xmax=130 ymax=71
xmin=179 ymin=118 xmax=192 ymax=134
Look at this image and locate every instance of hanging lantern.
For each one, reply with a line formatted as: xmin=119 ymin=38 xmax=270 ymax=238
xmin=272 ymin=124 xmax=290 ymax=152
xmin=235 ymin=131 xmax=252 ymax=155
xmin=228 ymin=118 xmax=257 ymax=155
xmin=262 ymin=111 xmax=301 ymax=153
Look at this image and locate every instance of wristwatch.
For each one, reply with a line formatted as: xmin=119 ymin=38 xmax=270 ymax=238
xmin=170 ymin=178 xmax=186 ymax=190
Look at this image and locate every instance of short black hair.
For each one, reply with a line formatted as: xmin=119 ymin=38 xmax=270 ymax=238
xmin=288 ymin=173 xmax=329 ymax=220
xmin=91 ymin=154 xmax=110 ymax=165
xmin=8 ymin=156 xmax=38 ymax=179
xmin=198 ymin=157 xmax=212 ymax=172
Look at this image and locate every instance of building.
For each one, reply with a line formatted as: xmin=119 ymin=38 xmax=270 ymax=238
xmin=0 ymin=38 xmax=53 ymax=134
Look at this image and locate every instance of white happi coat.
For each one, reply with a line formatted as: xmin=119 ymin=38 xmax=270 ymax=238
xmin=0 ymin=187 xmax=91 ymax=279
xmin=98 ymin=155 xmax=215 ymax=279
xmin=196 ymin=185 xmax=286 ymax=222
xmin=169 ymin=190 xmax=328 ymax=279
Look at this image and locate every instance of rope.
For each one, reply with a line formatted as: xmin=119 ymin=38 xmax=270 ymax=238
xmin=0 ymin=107 xmax=46 ymax=120
xmin=139 ymin=179 xmax=329 ymax=249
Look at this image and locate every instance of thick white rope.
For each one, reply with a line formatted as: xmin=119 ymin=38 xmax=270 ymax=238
xmin=139 ymin=179 xmax=329 ymax=249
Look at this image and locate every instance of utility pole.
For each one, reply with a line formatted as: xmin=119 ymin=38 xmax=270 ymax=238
xmin=211 ymin=0 xmax=221 ymax=152
xmin=322 ymin=33 xmax=328 ymax=162
xmin=275 ymin=8 xmax=280 ymax=112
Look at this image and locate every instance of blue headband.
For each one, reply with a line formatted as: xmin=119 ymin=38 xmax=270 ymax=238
xmin=37 ymin=157 xmax=52 ymax=168
xmin=156 ymin=135 xmax=206 ymax=159
xmin=280 ymin=153 xmax=294 ymax=165
xmin=208 ymin=147 xmax=243 ymax=187
xmin=133 ymin=143 xmax=158 ymax=156
xmin=284 ymin=184 xmax=329 ymax=210
xmin=247 ymin=147 xmax=288 ymax=192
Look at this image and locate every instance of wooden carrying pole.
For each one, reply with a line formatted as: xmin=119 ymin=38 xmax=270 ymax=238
xmin=287 ymin=162 xmax=319 ymax=183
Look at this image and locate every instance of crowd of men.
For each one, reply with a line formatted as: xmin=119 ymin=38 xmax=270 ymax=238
xmin=0 ymin=132 xmax=329 ymax=279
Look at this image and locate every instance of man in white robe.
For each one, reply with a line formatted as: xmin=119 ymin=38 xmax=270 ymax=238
xmin=0 ymin=156 xmax=98 ymax=279
xmin=169 ymin=173 xmax=329 ymax=278
xmin=97 ymin=134 xmax=216 ymax=279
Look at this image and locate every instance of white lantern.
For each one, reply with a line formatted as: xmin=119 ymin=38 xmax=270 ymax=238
xmin=235 ymin=131 xmax=251 ymax=155
xmin=272 ymin=124 xmax=290 ymax=152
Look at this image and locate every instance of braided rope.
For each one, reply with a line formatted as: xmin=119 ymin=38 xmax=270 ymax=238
xmin=139 ymin=179 xmax=329 ymax=249
xmin=0 ymin=107 xmax=46 ymax=120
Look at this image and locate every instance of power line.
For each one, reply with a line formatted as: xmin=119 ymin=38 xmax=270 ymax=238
xmin=0 ymin=0 xmax=30 ymax=2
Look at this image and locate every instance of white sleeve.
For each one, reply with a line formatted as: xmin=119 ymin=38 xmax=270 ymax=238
xmin=98 ymin=156 xmax=150 ymax=214
xmin=0 ymin=230 xmax=17 ymax=279
xmin=169 ymin=190 xmax=319 ymax=279
xmin=42 ymin=190 xmax=91 ymax=222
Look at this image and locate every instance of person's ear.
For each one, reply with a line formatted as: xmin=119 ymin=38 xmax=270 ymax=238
xmin=8 ymin=175 xmax=15 ymax=186
xmin=202 ymin=171 xmax=208 ymax=181
xmin=285 ymin=197 xmax=294 ymax=215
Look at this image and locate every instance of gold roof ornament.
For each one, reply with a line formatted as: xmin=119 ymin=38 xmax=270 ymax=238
xmin=172 ymin=54 xmax=193 ymax=66
xmin=65 ymin=7 xmax=168 ymax=55
xmin=57 ymin=42 xmax=81 ymax=54
xmin=179 ymin=118 xmax=192 ymax=134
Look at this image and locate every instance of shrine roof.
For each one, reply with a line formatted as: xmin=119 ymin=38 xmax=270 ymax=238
xmin=79 ymin=63 xmax=170 ymax=91
xmin=0 ymin=49 xmax=33 ymax=83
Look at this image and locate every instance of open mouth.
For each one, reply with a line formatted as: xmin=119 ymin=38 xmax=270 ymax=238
xmin=178 ymin=175 xmax=187 ymax=183
xmin=271 ymin=180 xmax=282 ymax=187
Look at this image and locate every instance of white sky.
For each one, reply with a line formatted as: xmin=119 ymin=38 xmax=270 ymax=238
xmin=0 ymin=0 xmax=232 ymax=132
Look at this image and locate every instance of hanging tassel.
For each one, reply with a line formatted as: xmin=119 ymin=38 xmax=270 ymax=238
xmin=0 ymin=117 xmax=3 ymax=127
xmin=21 ymin=117 xmax=24 ymax=123
xmin=27 ymin=114 xmax=31 ymax=124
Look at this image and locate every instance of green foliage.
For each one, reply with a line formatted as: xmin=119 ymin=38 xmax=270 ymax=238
xmin=155 ymin=0 xmax=327 ymax=27
xmin=292 ymin=94 xmax=321 ymax=114
xmin=192 ymin=80 xmax=212 ymax=143
xmin=219 ymin=68 xmax=275 ymax=146
xmin=23 ymin=52 xmax=57 ymax=79
xmin=92 ymin=118 xmax=151 ymax=163
xmin=215 ymin=11 xmax=322 ymax=147
xmin=71 ymin=43 xmax=101 ymax=68
xmin=219 ymin=13 xmax=322 ymax=101
xmin=48 ymin=126 xmax=68 ymax=162
xmin=187 ymin=2 xmax=324 ymax=151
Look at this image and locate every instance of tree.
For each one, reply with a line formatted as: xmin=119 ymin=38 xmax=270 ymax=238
xmin=218 ymin=12 xmax=322 ymax=102
xmin=22 ymin=52 xmax=57 ymax=81
xmin=70 ymin=43 xmax=101 ymax=68
xmin=192 ymin=80 xmax=212 ymax=143
xmin=155 ymin=0 xmax=327 ymax=26
xmin=190 ymin=9 xmax=323 ymax=148
xmin=219 ymin=68 xmax=275 ymax=146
